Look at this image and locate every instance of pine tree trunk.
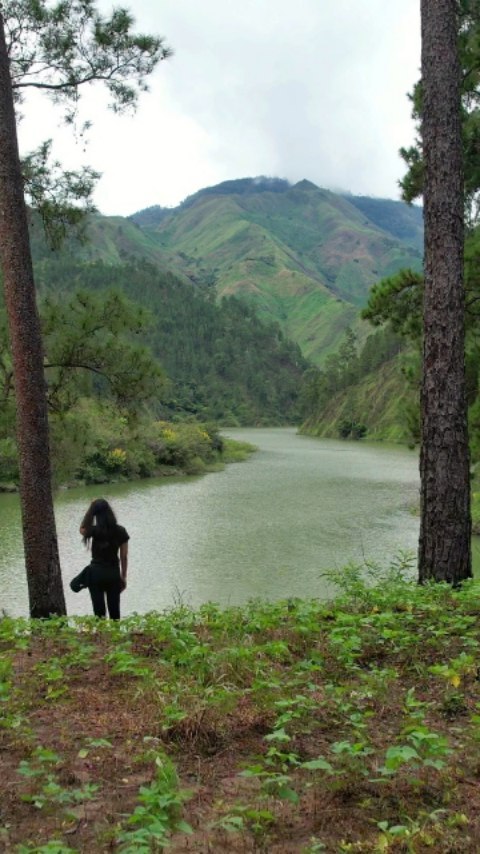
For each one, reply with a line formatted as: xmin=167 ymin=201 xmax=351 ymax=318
xmin=0 ymin=15 xmax=66 ymax=616
xmin=418 ymin=0 xmax=472 ymax=583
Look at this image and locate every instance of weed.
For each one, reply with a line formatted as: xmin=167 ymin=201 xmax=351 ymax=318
xmin=17 ymin=747 xmax=99 ymax=816
xmin=117 ymin=754 xmax=192 ymax=852
xmin=212 ymin=803 xmax=275 ymax=845
xmin=4 ymin=567 xmax=480 ymax=850
xmin=15 ymin=842 xmax=79 ymax=853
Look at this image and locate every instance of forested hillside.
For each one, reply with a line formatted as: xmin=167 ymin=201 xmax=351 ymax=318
xmin=301 ymin=225 xmax=480 ymax=453
xmin=300 ymin=332 xmax=418 ymax=444
xmin=131 ymin=177 xmax=423 ymax=364
xmin=33 ymin=256 xmax=308 ymax=424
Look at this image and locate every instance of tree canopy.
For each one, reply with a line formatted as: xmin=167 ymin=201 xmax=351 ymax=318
xmin=401 ymin=0 xmax=480 ymax=224
xmin=5 ymin=0 xmax=171 ymax=110
xmin=6 ymin=0 xmax=172 ymax=242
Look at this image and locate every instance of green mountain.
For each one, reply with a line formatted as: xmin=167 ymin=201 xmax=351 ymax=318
xmin=30 ymin=213 xmax=177 ymax=272
xmin=31 ymin=178 xmax=423 ymax=368
xmin=130 ymin=178 xmax=423 ymax=364
xmin=26 ymin=177 xmax=424 ymax=428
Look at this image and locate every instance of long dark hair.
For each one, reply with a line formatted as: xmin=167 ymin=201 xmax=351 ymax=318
xmin=82 ymin=498 xmax=117 ymax=546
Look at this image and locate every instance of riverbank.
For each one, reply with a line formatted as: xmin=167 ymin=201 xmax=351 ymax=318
xmin=3 ymin=564 xmax=480 ymax=852
xmin=0 ymin=431 xmax=257 ymax=494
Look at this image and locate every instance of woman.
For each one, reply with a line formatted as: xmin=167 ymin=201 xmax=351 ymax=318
xmin=79 ymin=498 xmax=129 ymax=620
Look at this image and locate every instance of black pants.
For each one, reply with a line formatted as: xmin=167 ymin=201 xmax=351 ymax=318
xmin=88 ymin=562 xmax=122 ymax=620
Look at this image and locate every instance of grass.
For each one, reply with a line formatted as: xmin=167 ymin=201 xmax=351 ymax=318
xmin=3 ymin=558 xmax=480 ymax=851
xmin=221 ymin=438 xmax=258 ymax=463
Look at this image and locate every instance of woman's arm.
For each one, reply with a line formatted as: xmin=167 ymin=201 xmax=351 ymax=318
xmin=80 ymin=501 xmax=96 ymax=537
xmin=120 ymin=542 xmax=128 ymax=590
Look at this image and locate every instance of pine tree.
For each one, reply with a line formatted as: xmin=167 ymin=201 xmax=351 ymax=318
xmin=0 ymin=2 xmax=170 ymax=616
xmin=418 ymin=0 xmax=472 ymax=583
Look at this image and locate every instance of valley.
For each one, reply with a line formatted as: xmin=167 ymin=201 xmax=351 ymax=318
xmin=0 ymin=176 xmax=425 ymax=490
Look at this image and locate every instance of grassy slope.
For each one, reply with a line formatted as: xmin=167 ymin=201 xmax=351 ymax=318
xmin=30 ymin=214 xmax=186 ymax=276
xmin=143 ymin=183 xmax=422 ymax=365
xmin=344 ymin=194 xmax=424 ymax=252
xmin=3 ymin=569 xmax=480 ymax=852
xmin=136 ymin=197 xmax=356 ymax=363
xmin=239 ymin=186 xmax=422 ymax=305
xmin=302 ymin=355 xmax=416 ymax=442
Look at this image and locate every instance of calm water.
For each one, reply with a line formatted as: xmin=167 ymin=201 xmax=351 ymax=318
xmin=0 ymin=428 xmax=427 ymax=617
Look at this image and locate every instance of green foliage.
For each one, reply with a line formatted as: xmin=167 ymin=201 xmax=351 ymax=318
xmin=4 ymin=0 xmax=171 ymax=241
xmin=357 ymin=227 xmax=480 ymax=457
xmin=15 ymin=842 xmax=78 ymax=853
xmin=220 ymin=437 xmax=257 ymax=462
xmin=0 ymin=377 xmax=253 ymax=488
xmin=399 ymin=0 xmax=480 ymax=223
xmin=6 ymin=0 xmax=171 ymax=111
xmin=300 ymin=324 xmax=404 ymax=438
xmin=0 ymin=437 xmax=18 ymax=482
xmin=117 ymin=754 xmax=192 ymax=852
xmin=338 ymin=418 xmax=366 ymax=440
xmin=40 ymin=288 xmax=165 ymax=411
xmin=33 ymin=257 xmax=308 ymax=425
xmin=362 ymin=269 xmax=424 ymax=340
xmin=17 ymin=745 xmax=98 ymax=813
xmin=69 ymin=407 xmax=243 ymax=484
xmin=1 ymin=262 xmax=265 ymax=485
xmin=4 ymin=569 xmax=480 ymax=850
xmin=22 ymin=142 xmax=99 ymax=249
xmin=0 ymin=282 xmax=171 ymax=485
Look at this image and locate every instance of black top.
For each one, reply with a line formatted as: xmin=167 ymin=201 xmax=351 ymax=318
xmin=90 ymin=524 xmax=129 ymax=566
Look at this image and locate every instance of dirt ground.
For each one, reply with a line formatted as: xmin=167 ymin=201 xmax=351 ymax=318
xmin=2 ymin=590 xmax=480 ymax=852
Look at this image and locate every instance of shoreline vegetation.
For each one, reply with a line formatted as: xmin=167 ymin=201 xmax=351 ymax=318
xmin=0 ymin=424 xmax=257 ymax=495
xmin=2 ymin=561 xmax=480 ymax=851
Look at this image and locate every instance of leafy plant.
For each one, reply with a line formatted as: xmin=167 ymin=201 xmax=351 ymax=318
xmin=117 ymin=754 xmax=192 ymax=852
xmin=17 ymin=746 xmax=99 ymax=815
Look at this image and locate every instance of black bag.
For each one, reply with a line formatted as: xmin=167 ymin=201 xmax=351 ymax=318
xmin=70 ymin=565 xmax=91 ymax=593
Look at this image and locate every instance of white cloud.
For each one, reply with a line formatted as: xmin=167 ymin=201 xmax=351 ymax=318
xmin=16 ymin=0 xmax=421 ymax=215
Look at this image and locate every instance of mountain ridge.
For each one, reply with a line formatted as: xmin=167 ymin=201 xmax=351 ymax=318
xmin=30 ymin=177 xmax=423 ymax=369
xmin=23 ymin=176 xmax=426 ymax=430
xmin=129 ymin=177 xmax=422 ymax=363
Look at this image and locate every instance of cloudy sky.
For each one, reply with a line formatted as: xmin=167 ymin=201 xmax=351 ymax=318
xmin=18 ymin=0 xmax=421 ymax=217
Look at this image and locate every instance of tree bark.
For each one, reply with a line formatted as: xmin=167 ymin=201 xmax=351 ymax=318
xmin=418 ymin=0 xmax=472 ymax=583
xmin=0 ymin=14 xmax=66 ymax=616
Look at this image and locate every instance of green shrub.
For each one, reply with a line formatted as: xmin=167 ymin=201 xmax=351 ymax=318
xmin=338 ymin=419 xmax=367 ymax=440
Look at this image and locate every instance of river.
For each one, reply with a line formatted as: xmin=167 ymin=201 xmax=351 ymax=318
xmin=0 ymin=428 xmax=429 ymax=617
